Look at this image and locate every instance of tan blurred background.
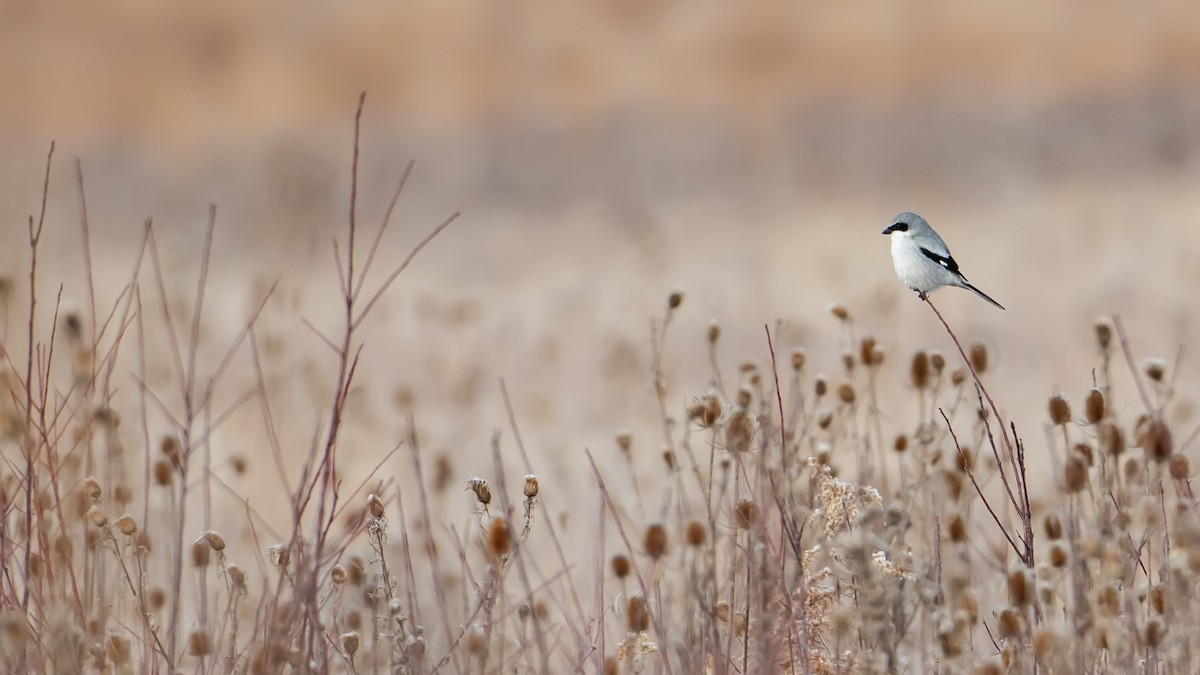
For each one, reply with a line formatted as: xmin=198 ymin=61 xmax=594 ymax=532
xmin=1 ymin=0 xmax=1199 ymax=554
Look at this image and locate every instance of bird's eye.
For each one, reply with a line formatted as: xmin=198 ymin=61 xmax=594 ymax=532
xmin=892 ymin=223 xmax=908 ymax=232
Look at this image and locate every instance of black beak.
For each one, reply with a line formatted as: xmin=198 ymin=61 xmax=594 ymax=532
xmin=881 ymin=224 xmax=896 ymax=235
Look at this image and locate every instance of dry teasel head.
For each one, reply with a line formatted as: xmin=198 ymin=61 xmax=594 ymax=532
xmin=1073 ymin=442 xmax=1094 ymax=466
xmin=950 ymin=368 xmax=967 ymax=386
xmin=187 ymin=630 xmax=212 ymax=656
xmin=152 ymin=460 xmax=174 ymax=486
xmin=341 ymin=632 xmax=360 ymax=657
xmin=106 ymin=635 xmax=131 ymax=666
xmin=611 ymin=554 xmax=631 ymax=579
xmin=626 ymin=594 xmax=650 ymax=632
xmin=86 ymin=506 xmax=108 ymax=528
xmin=1137 ymin=417 xmax=1172 ymax=463
xmin=227 ymin=564 xmax=247 ymax=593
xmin=330 ymin=565 xmax=347 ymax=585
xmin=367 ymin=493 xmax=385 ymax=519
xmin=1142 ymin=358 xmax=1167 ymax=383
xmin=644 ymin=522 xmax=668 ymax=560
xmin=191 ymin=540 xmax=211 ymax=567
xmin=198 ymin=530 xmax=226 ymax=552
xmin=83 ymin=476 xmax=102 ymax=505
xmin=268 ymin=544 xmax=291 ymax=569
xmin=837 ymin=383 xmax=856 ymax=405
xmin=947 ymin=514 xmax=967 ymax=542
xmin=230 ymin=455 xmax=247 ymax=476
xmin=1143 ymin=617 xmax=1166 ymax=649
xmin=735 ymin=386 xmax=753 ymax=410
xmin=1063 ymin=455 xmax=1088 ymax=493
xmin=828 ymin=303 xmax=850 ymax=321
xmin=685 ymin=520 xmax=707 ymax=547
xmin=841 ymin=350 xmax=855 ymax=372
xmin=523 ymin=474 xmax=539 ymax=498
xmin=667 ymin=290 xmax=684 ymax=311
xmin=603 ymin=656 xmax=619 ymax=675
xmin=725 ymin=410 xmax=753 ymax=453
xmin=859 ymin=337 xmax=876 ymax=366
xmin=1007 ymin=568 xmax=1033 ymax=607
xmin=467 ymin=478 xmax=492 ymax=506
xmin=733 ymin=499 xmax=758 ymax=529
xmin=968 ymin=341 xmax=989 ymax=374
xmin=1048 ymin=394 xmax=1071 ymax=426
xmin=1085 ymin=388 xmax=1106 ymax=424
xmin=706 ymin=320 xmax=720 ymax=344
xmin=1094 ymin=318 xmax=1113 ymax=351
xmin=1043 ymin=513 xmax=1063 ymax=540
xmin=817 ymin=409 xmax=833 ymax=431
xmin=1048 ymin=542 xmax=1069 ymax=568
xmin=689 ymin=393 xmax=722 ymax=428
xmin=791 ymin=349 xmax=806 ymax=371
xmin=1099 ymin=422 xmax=1125 ymax=456
xmin=1169 ymin=454 xmax=1190 ymax=479
xmin=662 ymin=448 xmax=676 ymax=470
xmin=114 ymin=514 xmax=138 ymax=536
xmin=893 ymin=435 xmax=908 ymax=453
xmin=487 ymin=517 xmax=513 ymax=557
xmin=996 ymin=607 xmax=1023 ymax=638
xmin=910 ymin=351 xmax=930 ymax=389
xmin=814 ymin=376 xmax=827 ymax=398
xmin=929 ymin=351 xmax=946 ymax=376
xmin=113 ymin=484 xmax=132 ymax=504
xmin=615 ymin=431 xmax=633 ymax=454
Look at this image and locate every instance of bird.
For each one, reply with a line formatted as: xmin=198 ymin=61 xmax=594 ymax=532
xmin=881 ymin=212 xmax=1005 ymax=310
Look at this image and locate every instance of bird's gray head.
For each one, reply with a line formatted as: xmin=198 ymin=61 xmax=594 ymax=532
xmin=881 ymin=212 xmax=931 ymax=237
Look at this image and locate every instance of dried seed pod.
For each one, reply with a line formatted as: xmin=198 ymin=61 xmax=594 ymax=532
xmin=191 ymin=540 xmax=211 ymax=567
xmin=1143 ymin=618 xmax=1166 ymax=649
xmin=859 ymin=337 xmax=877 ymax=368
xmin=1169 ymin=454 xmax=1190 ymax=479
xmin=950 ymin=368 xmax=967 ymax=386
xmin=83 ymin=476 xmax=102 ymax=505
xmin=367 ymin=493 xmax=385 ymax=518
xmin=685 ymin=520 xmax=707 ymax=547
xmin=1099 ymin=422 xmax=1125 ymax=456
xmin=1048 ymin=394 xmax=1071 ymax=425
xmin=706 ymin=320 xmax=721 ymax=344
xmin=153 ymin=460 xmax=174 ymax=486
xmin=1063 ymin=455 xmax=1088 ymax=493
xmin=725 ymin=411 xmax=753 ymax=453
xmin=1094 ymin=318 xmax=1112 ymax=351
xmin=828 ymin=304 xmax=849 ymax=321
xmin=1043 ymin=513 xmax=1063 ymax=540
xmin=893 ymin=435 xmax=909 ymax=453
xmin=341 ymin=632 xmax=360 ymax=657
xmin=330 ymin=565 xmax=347 ymax=585
xmin=611 ymin=554 xmax=631 ymax=579
xmin=1142 ymin=358 xmax=1167 ymax=383
xmin=837 ymin=383 xmax=856 ymax=405
xmin=643 ymin=523 xmax=668 ymax=560
xmin=487 ymin=517 xmax=513 ymax=557
xmin=115 ymin=514 xmax=138 ymax=536
xmin=467 ymin=478 xmax=492 ymax=506
xmin=968 ymin=342 xmax=989 ymax=374
xmin=1085 ymin=388 xmax=1106 ymax=424
xmin=996 ymin=607 xmax=1023 ymax=638
xmin=627 ymin=594 xmax=650 ymax=632
xmin=735 ymin=386 xmax=753 ymax=410
xmin=1008 ymin=568 xmax=1032 ymax=607
xmin=615 ymin=431 xmax=633 ymax=454
xmin=841 ymin=350 xmax=856 ymax=372
xmin=200 ymin=530 xmax=226 ymax=552
xmin=734 ymin=499 xmax=758 ymax=529
xmin=791 ymin=349 xmax=806 ymax=371
xmin=187 ymin=630 xmax=212 ymax=656
xmin=814 ymin=376 xmax=827 ymax=398
xmin=667 ymin=290 xmax=684 ymax=310
xmin=947 ymin=515 xmax=967 ymax=542
xmin=523 ymin=475 xmax=539 ymax=499
xmin=1048 ymin=542 xmax=1069 ymax=568
xmin=87 ymin=506 xmax=108 ymax=528
xmin=1138 ymin=417 xmax=1172 ymax=463
xmin=910 ymin=351 xmax=930 ymax=389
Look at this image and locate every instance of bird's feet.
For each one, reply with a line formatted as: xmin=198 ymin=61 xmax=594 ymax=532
xmin=917 ymin=291 xmax=928 ymax=301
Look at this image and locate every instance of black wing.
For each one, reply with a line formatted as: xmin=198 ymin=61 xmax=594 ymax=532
xmin=919 ymin=246 xmax=961 ymax=276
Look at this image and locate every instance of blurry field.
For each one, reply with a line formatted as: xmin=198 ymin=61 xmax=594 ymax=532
xmin=1 ymin=2 xmax=1199 ymax=673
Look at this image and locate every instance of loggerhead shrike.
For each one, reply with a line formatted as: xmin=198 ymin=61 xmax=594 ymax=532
xmin=882 ymin=212 xmax=1005 ymax=310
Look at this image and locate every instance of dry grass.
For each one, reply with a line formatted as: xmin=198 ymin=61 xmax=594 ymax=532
xmin=0 ymin=98 xmax=1198 ymax=675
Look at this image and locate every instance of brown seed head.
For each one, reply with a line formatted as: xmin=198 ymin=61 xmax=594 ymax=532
xmin=968 ymin=342 xmax=989 ymax=374
xmin=725 ymin=410 xmax=753 ymax=453
xmin=1048 ymin=542 xmax=1069 ymax=567
xmin=367 ymin=493 xmax=385 ymax=518
xmin=83 ymin=476 xmax=102 ymax=505
xmin=148 ymin=587 xmax=166 ymax=611
xmin=1142 ymin=358 xmax=1167 ymax=383
xmin=331 ymin=565 xmax=347 ymax=585
xmin=86 ymin=505 xmax=107 ymax=528
xmin=817 ymin=409 xmax=833 ymax=430
xmin=341 ymin=632 xmax=360 ymax=657
xmin=192 ymin=540 xmax=211 ymax=567
xmin=910 ymin=351 xmax=930 ymax=389
xmin=202 ymin=530 xmax=226 ymax=552
xmin=706 ymin=320 xmax=720 ymax=344
xmin=1169 ymin=454 xmax=1190 ymax=479
xmin=859 ymin=337 xmax=877 ymax=367
xmin=152 ymin=460 xmax=173 ymax=486
xmin=893 ymin=435 xmax=909 ymax=453
xmin=814 ymin=376 xmax=827 ymax=397
xmin=1008 ymin=568 xmax=1032 ymax=606
xmin=230 ymin=455 xmax=247 ymax=475
xmin=1073 ymin=442 xmax=1094 ymax=466
xmin=1043 ymin=513 xmax=1063 ymax=540
xmin=604 ymin=656 xmax=619 ymax=675
xmin=187 ymin=630 xmax=212 ymax=656
xmin=739 ymin=359 xmax=759 ymax=374
xmin=662 ymin=448 xmax=676 ymax=469
xmin=467 ymin=478 xmax=492 ymax=506
xmin=1094 ymin=318 xmax=1112 ymax=351
xmin=736 ymin=386 xmax=752 ymax=409
xmin=685 ymin=520 xmax=707 ymax=547
xmin=997 ymin=607 xmax=1023 ymax=638
xmin=667 ymin=290 xmax=684 ymax=310
xmin=1138 ymin=417 xmax=1173 ymax=463
xmin=644 ymin=522 xmax=668 ymax=560
xmin=115 ymin=514 xmax=138 ymax=536
xmin=828 ymin=303 xmax=849 ymax=321
xmin=113 ymin=484 xmax=132 ymax=504
xmin=1143 ymin=617 xmax=1166 ymax=649
xmin=947 ymin=515 xmax=967 ymax=542
xmin=950 ymin=368 xmax=967 ymax=386
xmin=107 ymin=635 xmax=131 ymax=665
xmin=466 ymin=625 xmax=487 ymax=656
xmin=1149 ymin=585 xmax=1166 ymax=615
xmin=523 ymin=474 xmax=539 ymax=498
xmin=837 ymin=383 xmax=856 ymax=405
xmin=611 ymin=554 xmax=631 ymax=579
xmin=160 ymin=436 xmax=181 ymax=462
xmin=615 ymin=431 xmax=633 ymax=454
xmin=487 ymin=517 xmax=513 ymax=557
xmin=734 ymin=499 xmax=758 ymax=529
xmin=791 ymin=349 xmax=806 ymax=371
xmin=1048 ymin=394 xmax=1071 ymax=425
xmin=1063 ymin=455 xmax=1088 ymax=493
xmin=1099 ymin=422 xmax=1125 ymax=456
xmin=841 ymin=350 xmax=856 ymax=373
xmin=1085 ymin=388 xmax=1106 ymax=424
xmin=627 ymin=594 xmax=651 ymax=632
xmin=929 ymin=351 xmax=946 ymax=376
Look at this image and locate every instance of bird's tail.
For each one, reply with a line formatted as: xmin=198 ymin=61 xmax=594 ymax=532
xmin=959 ymin=280 xmax=1005 ymax=310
